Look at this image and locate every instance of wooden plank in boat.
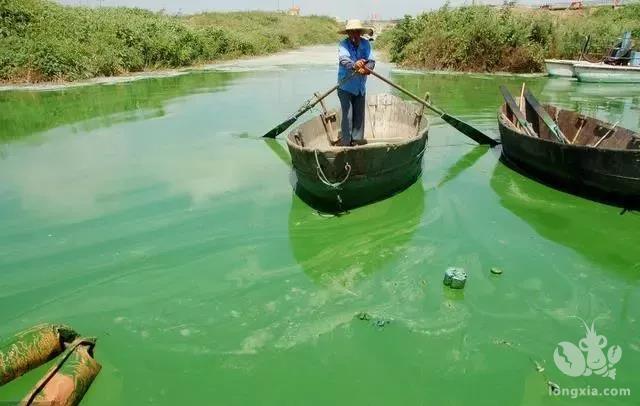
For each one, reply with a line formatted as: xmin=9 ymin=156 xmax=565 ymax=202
xmin=499 ymin=85 xmax=536 ymax=137
xmin=523 ymin=89 xmax=569 ymax=143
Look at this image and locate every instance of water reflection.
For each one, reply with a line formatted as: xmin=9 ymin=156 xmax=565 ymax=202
xmin=541 ymin=80 xmax=640 ymax=130
xmin=265 ymin=138 xmax=426 ymax=286
xmin=437 ymin=146 xmax=488 ymax=188
xmin=288 ymin=182 xmax=425 ymax=286
xmin=539 ymin=77 xmax=574 ymax=95
xmin=0 ymin=71 xmax=241 ymax=141
xmin=490 ymin=161 xmax=640 ymax=278
xmin=264 ymin=139 xmax=291 ymax=168
xmin=574 ymin=82 xmax=640 ymax=98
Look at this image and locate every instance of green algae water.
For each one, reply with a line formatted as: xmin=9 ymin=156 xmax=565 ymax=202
xmin=1 ymin=47 xmax=639 ymax=405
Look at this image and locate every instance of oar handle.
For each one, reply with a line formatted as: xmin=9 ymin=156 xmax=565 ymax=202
xmin=364 ymin=67 xmax=497 ymax=146
xmin=262 ymin=66 xmax=363 ymax=138
xmin=365 ymin=68 xmax=444 ymax=116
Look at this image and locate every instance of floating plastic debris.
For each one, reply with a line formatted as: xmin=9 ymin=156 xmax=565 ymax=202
xmin=490 ymin=267 xmax=503 ymax=275
xmin=443 ymin=268 xmax=455 ymax=285
xmin=355 ymin=312 xmax=391 ymax=329
xmin=444 ymin=267 xmax=467 ymax=289
xmin=356 ymin=312 xmax=371 ymax=321
xmin=373 ymin=319 xmax=391 ymax=329
xmin=493 ymin=339 xmax=514 ymax=347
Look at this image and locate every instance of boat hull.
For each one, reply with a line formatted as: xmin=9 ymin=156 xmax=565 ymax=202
xmin=497 ymin=112 xmax=640 ymax=205
xmin=291 ymin=136 xmax=427 ymax=210
xmin=575 ymin=62 xmax=640 ymax=83
xmin=544 ymin=59 xmax=577 ymax=78
xmin=286 ymin=94 xmax=429 ymax=211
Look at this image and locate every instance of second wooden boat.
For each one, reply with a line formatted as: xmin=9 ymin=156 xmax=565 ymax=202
xmin=286 ymin=93 xmax=429 ymax=211
xmin=497 ymin=93 xmax=640 ymax=205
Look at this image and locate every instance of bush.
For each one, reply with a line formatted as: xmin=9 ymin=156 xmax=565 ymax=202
xmin=0 ymin=0 xmax=340 ymax=82
xmin=379 ymin=4 xmax=640 ymax=73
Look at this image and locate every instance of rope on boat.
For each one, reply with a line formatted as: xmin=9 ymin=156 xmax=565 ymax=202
xmin=314 ymin=149 xmax=352 ymax=189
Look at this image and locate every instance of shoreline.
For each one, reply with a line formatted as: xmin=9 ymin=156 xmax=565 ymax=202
xmin=0 ymin=45 xmax=548 ymax=93
xmin=0 ymin=45 xmax=337 ymax=93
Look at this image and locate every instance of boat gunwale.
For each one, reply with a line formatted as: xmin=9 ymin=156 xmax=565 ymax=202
xmin=285 ymin=94 xmax=430 ymax=153
xmin=286 ymin=123 xmax=429 ymax=153
xmin=544 ymin=59 xmax=579 ymax=65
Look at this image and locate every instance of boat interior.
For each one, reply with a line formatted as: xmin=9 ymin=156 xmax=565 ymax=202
xmin=288 ymin=93 xmax=428 ymax=149
xmin=605 ymin=31 xmax=633 ymax=65
xmin=501 ymin=104 xmax=640 ymax=150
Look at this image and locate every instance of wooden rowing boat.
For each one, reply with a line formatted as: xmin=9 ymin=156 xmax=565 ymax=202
xmin=286 ymin=93 xmax=429 ymax=211
xmin=497 ymin=96 xmax=640 ymax=205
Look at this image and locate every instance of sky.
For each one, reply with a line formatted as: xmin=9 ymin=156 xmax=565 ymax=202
xmin=56 ymin=0 xmax=509 ymax=20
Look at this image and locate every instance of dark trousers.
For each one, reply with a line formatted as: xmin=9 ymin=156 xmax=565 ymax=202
xmin=337 ymin=89 xmax=366 ymax=146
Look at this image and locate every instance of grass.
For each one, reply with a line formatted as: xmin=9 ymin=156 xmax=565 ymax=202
xmin=377 ymin=4 xmax=640 ymax=73
xmin=0 ymin=0 xmax=340 ymax=83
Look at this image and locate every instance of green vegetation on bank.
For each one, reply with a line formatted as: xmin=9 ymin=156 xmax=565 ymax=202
xmin=0 ymin=0 xmax=340 ymax=83
xmin=378 ymin=4 xmax=640 ymax=73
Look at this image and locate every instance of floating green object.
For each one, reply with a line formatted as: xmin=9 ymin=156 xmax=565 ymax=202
xmin=0 ymin=324 xmax=79 ymax=386
xmin=490 ymin=267 xmax=503 ymax=275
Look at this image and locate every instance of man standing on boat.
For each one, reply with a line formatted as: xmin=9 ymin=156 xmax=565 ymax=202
xmin=338 ymin=19 xmax=375 ymax=146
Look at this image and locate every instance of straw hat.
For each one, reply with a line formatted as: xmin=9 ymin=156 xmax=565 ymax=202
xmin=338 ymin=19 xmax=374 ymax=36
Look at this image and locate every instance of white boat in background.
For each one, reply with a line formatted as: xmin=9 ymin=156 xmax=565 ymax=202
xmin=544 ymin=59 xmax=579 ymax=77
xmin=574 ymin=62 xmax=640 ymax=83
xmin=546 ymin=32 xmax=640 ymax=81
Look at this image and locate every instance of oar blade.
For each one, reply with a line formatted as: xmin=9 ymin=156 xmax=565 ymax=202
xmin=262 ymin=117 xmax=297 ymax=138
xmin=441 ymin=113 xmax=499 ymax=146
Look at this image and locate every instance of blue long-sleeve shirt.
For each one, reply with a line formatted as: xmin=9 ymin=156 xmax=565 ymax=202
xmin=338 ymin=37 xmax=375 ymax=96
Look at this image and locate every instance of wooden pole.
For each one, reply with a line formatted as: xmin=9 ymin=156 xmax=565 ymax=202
xmin=593 ymin=121 xmax=619 ymax=148
xmin=570 ymin=119 xmax=586 ymax=144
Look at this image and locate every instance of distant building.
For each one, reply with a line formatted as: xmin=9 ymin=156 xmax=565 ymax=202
xmin=288 ymin=5 xmax=300 ymax=16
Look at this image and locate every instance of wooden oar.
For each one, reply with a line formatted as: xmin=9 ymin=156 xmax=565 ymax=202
xmin=523 ymin=89 xmax=570 ymax=144
xmin=364 ymin=68 xmax=498 ymax=147
xmin=499 ymin=85 xmax=537 ymax=138
xmin=262 ymin=71 xmax=358 ymax=138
